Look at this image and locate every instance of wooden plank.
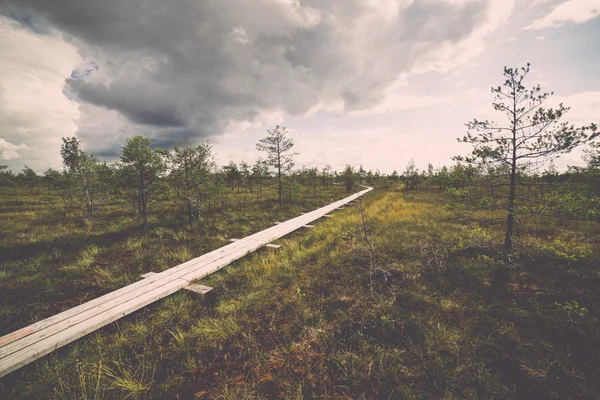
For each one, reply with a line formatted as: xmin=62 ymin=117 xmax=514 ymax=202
xmin=265 ymin=244 xmax=282 ymax=249
xmin=184 ymin=284 xmax=214 ymax=295
xmin=0 ymin=237 xmax=271 ymax=357
xmin=0 ymin=278 xmax=188 ymax=378
xmin=140 ymin=272 xmax=157 ymax=279
xmin=274 ymin=222 xmax=282 ymax=224
xmin=228 ymin=238 xmax=240 ymax=242
xmin=0 ymin=237 xmax=261 ymax=350
xmin=0 ymin=238 xmax=265 ymax=358
xmin=303 ymin=225 xmax=315 ymax=228
xmin=0 ymin=186 xmax=374 ymax=378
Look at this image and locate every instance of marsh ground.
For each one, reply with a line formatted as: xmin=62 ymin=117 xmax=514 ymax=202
xmin=1 ymin=185 xmax=599 ymax=399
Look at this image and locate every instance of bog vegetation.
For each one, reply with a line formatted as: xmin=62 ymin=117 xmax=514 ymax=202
xmin=0 ymin=65 xmax=599 ymax=398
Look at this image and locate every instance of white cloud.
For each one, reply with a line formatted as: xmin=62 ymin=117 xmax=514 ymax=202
xmin=350 ymin=94 xmax=450 ymax=116
xmin=0 ymin=138 xmax=28 ymax=161
xmin=0 ymin=139 xmax=29 ymax=161
xmin=525 ymin=0 xmax=599 ymax=29
xmin=554 ymin=91 xmax=600 ymax=126
xmin=0 ymin=16 xmax=81 ymax=172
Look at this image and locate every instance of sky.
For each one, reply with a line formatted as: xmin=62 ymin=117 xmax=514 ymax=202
xmin=0 ymin=0 xmax=598 ymax=174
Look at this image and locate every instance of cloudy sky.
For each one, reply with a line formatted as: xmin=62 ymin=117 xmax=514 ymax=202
xmin=0 ymin=0 xmax=598 ymax=174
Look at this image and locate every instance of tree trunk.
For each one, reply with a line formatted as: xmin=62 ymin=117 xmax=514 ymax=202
xmin=187 ymin=198 xmax=193 ymax=226
xmin=504 ymin=161 xmax=516 ymax=255
xmin=142 ymin=199 xmax=148 ymax=233
xmin=87 ymin=198 xmax=93 ymax=220
xmin=504 ymin=85 xmax=518 ymax=256
xmin=85 ymin=186 xmax=93 ymax=219
xmin=278 ymin=165 xmax=282 ymax=206
xmin=140 ymin=166 xmax=148 ymax=233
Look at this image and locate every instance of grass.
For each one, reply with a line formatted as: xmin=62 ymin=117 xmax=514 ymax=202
xmin=0 ymin=184 xmax=350 ymax=335
xmin=1 ymin=184 xmax=600 ymax=399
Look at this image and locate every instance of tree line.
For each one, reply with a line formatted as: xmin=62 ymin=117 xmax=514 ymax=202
xmin=0 ymin=128 xmax=391 ymax=233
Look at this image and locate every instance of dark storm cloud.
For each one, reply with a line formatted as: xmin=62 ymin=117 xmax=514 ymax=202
xmin=65 ymin=78 xmax=186 ymax=127
xmin=1 ymin=0 xmax=505 ymax=150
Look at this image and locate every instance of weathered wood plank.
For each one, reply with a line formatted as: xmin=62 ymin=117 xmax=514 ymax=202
xmin=0 ymin=237 xmax=260 ymax=350
xmin=184 ymin=284 xmax=214 ymax=295
xmin=0 ymin=235 xmax=267 ymax=346
xmin=0 ymin=238 xmax=269 ymax=357
xmin=265 ymin=244 xmax=282 ymax=249
xmin=140 ymin=272 xmax=157 ymax=279
xmin=0 ymin=278 xmax=188 ymax=378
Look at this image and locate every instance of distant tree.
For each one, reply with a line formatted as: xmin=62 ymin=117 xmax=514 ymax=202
xmin=252 ymin=158 xmax=269 ymax=199
xmin=456 ymin=63 xmax=597 ymax=254
xmin=308 ymin=167 xmax=318 ymax=197
xmin=0 ymin=165 xmax=14 ymax=189
xmin=321 ymin=164 xmax=333 ymax=190
xmin=223 ymin=161 xmax=241 ymax=192
xmin=120 ymin=136 xmax=166 ymax=233
xmin=42 ymin=168 xmax=62 ymax=193
xmin=43 ymin=168 xmax=73 ymax=218
xmin=447 ymin=163 xmax=480 ymax=189
xmin=358 ymin=165 xmax=366 ymax=182
xmin=60 ymin=137 xmax=100 ymax=219
xmin=256 ymin=125 xmax=297 ymax=206
xmin=20 ymin=166 xmax=39 ymax=194
xmin=366 ymin=169 xmax=374 ymax=185
xmin=239 ymin=160 xmax=251 ymax=193
xmin=211 ymin=170 xmax=227 ymax=209
xmin=433 ymin=166 xmax=449 ymax=190
xmin=342 ymin=165 xmax=357 ymax=193
xmin=425 ymin=163 xmax=435 ymax=189
xmin=96 ymin=161 xmax=115 ymax=199
xmin=402 ymin=159 xmax=418 ymax=190
xmin=169 ymin=141 xmax=213 ymax=225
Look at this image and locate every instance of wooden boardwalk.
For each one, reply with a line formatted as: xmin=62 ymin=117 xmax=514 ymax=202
xmin=0 ymin=187 xmax=373 ymax=378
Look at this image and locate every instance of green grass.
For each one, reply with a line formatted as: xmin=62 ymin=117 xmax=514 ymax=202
xmin=1 ymin=185 xmax=600 ymax=399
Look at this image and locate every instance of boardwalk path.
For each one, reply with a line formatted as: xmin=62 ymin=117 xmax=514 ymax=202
xmin=0 ymin=187 xmax=373 ymax=378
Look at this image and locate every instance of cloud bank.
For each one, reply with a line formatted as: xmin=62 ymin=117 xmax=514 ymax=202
xmin=525 ymin=0 xmax=599 ymax=30
xmin=0 ymin=0 xmax=515 ymax=171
